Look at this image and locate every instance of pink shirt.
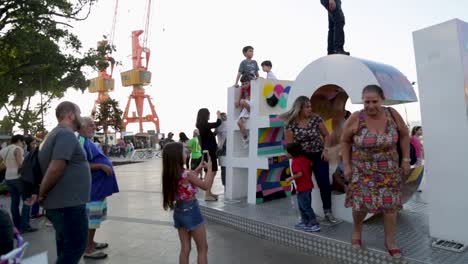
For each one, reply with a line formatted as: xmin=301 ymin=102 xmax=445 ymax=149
xmin=410 ymin=136 xmax=423 ymax=159
xmin=177 ymin=169 xmax=198 ymax=201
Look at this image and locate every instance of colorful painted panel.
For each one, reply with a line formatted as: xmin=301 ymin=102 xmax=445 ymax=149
xmin=258 ymin=127 xmax=284 ymax=156
xmin=262 ymin=82 xmax=291 ymax=109
xmin=256 ymin=155 xmax=294 ymax=204
xmin=269 ymin=114 xmax=285 ymax=127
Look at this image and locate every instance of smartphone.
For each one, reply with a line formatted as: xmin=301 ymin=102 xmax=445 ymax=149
xmin=203 ymin=150 xmax=209 ymax=162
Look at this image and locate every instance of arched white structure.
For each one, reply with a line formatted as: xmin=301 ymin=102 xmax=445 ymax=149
xmin=291 ymin=55 xmax=418 ymax=222
xmin=225 ymin=55 xmax=418 ymax=223
xmin=291 ymin=55 xmax=417 ymax=106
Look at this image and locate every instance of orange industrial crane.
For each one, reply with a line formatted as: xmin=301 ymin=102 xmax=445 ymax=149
xmin=120 ymin=0 xmax=160 ymax=133
xmin=88 ymin=0 xmax=119 ymax=112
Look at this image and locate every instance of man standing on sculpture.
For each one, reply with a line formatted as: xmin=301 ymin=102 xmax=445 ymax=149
xmin=320 ymin=0 xmax=350 ymax=55
xmin=79 ymin=117 xmax=119 ymax=259
xmin=38 ymin=101 xmax=90 ymax=264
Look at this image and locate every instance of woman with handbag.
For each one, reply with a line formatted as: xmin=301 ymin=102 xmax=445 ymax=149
xmin=0 ymin=135 xmax=37 ymax=233
xmin=341 ymin=85 xmax=410 ymax=258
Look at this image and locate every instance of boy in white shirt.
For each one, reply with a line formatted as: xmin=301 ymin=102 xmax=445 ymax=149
xmin=261 ymin=60 xmax=277 ymax=80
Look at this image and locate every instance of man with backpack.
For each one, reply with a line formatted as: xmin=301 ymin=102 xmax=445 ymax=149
xmin=38 ymin=102 xmax=91 ymax=264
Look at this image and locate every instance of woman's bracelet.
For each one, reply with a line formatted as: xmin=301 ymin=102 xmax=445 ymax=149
xmin=402 ymin=158 xmax=411 ymax=162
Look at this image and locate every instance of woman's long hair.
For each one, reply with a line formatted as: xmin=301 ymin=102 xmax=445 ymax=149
xmin=279 ymin=96 xmax=310 ymax=125
xmin=179 ymin=132 xmax=189 ymax=143
xmin=411 ymin=126 xmax=422 ymax=136
xmin=196 ymin=108 xmax=210 ymax=129
xmin=162 ymin=142 xmax=185 ymax=210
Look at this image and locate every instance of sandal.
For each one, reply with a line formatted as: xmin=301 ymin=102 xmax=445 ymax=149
xmin=205 ymin=196 xmax=218 ymax=201
xmin=94 ymin=242 xmax=109 ymax=250
xmin=351 ymin=239 xmax=362 ymax=249
xmin=83 ymin=251 xmax=108 ymax=259
xmin=385 ymin=244 xmax=402 ymax=258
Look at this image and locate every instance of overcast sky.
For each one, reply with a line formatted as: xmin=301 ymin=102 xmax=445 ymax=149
xmin=5 ymin=0 xmax=468 ymax=137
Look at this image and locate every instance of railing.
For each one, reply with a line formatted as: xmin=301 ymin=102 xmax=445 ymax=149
xmin=129 ymin=148 xmax=162 ymax=160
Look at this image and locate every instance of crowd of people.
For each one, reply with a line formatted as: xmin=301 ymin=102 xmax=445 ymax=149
xmin=0 ymin=3 xmax=422 ymax=262
xmin=0 ymin=102 xmax=120 ymax=262
xmin=160 ymin=81 xmax=424 ymax=263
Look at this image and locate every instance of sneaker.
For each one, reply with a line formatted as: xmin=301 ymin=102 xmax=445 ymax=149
xmin=305 ymin=225 xmax=321 ymax=232
xmin=334 ymin=49 xmax=350 ymax=56
xmin=325 ymin=212 xmax=338 ymax=224
xmin=294 ymin=222 xmax=307 ymax=230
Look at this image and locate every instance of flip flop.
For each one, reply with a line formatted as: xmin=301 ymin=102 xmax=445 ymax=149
xmin=205 ymin=196 xmax=217 ymax=201
xmin=84 ymin=251 xmax=108 ymax=259
xmin=94 ymin=242 xmax=109 ymax=250
xmin=386 ymin=247 xmax=402 ymax=258
xmin=351 ymin=239 xmax=362 ymax=249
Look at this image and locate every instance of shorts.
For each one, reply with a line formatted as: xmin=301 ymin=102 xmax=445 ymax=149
xmin=173 ymin=199 xmax=204 ymax=231
xmin=190 ymin=157 xmax=202 ymax=170
xmin=238 ymin=100 xmax=251 ymax=121
xmin=86 ymin=199 xmax=107 ymax=229
xmin=203 ymin=150 xmax=218 ymax=172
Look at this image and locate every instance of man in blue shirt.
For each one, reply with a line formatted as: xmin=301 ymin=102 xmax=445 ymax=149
xmin=79 ymin=117 xmax=119 ymax=259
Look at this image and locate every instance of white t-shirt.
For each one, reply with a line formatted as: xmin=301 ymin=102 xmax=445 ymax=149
xmin=266 ymin=71 xmax=277 ymax=80
xmin=216 ymin=121 xmax=228 ymax=150
xmin=0 ymin=145 xmax=23 ymax=180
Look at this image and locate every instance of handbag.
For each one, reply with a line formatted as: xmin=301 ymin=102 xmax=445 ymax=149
xmin=388 ymin=108 xmax=403 ymax=165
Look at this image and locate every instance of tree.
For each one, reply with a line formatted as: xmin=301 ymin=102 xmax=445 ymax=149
xmin=0 ymin=0 xmax=98 ymax=134
xmin=0 ymin=116 xmax=14 ymax=135
xmin=93 ymin=99 xmax=123 ymax=148
xmin=0 ymin=0 xmax=97 ymax=34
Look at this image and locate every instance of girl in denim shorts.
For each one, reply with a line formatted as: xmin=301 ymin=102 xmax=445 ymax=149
xmin=162 ymin=142 xmax=215 ymax=264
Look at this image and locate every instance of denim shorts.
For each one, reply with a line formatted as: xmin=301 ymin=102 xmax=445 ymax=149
xmin=173 ymin=199 xmax=204 ymax=231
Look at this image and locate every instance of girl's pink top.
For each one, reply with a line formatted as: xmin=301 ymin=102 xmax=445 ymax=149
xmin=177 ymin=169 xmax=198 ymax=201
xmin=410 ymin=135 xmax=423 ymax=159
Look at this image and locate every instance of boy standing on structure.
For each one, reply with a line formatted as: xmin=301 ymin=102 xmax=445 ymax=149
xmin=286 ymin=143 xmax=321 ymax=232
xmin=236 ymin=75 xmax=252 ymax=149
xmin=261 ymin=60 xmax=277 ymax=80
xmin=234 ymin=46 xmax=259 ymax=87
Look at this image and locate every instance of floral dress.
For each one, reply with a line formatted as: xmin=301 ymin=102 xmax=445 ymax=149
xmin=345 ymin=108 xmax=402 ymax=213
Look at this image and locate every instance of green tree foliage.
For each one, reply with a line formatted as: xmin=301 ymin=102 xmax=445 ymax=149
xmin=85 ymin=36 xmax=117 ymax=73
xmin=0 ymin=116 xmax=14 ymax=135
xmin=93 ymin=98 xmax=123 ymax=146
xmin=0 ymin=0 xmax=97 ymax=134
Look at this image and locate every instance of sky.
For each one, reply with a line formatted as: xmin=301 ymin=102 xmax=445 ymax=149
xmin=4 ymin=0 xmax=468 ymax=137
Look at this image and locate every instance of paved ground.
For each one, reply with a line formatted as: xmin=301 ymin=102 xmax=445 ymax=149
xmin=1 ymin=159 xmax=338 ymax=264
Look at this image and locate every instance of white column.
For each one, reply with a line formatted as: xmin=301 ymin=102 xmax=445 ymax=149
xmin=413 ymin=19 xmax=468 ymax=244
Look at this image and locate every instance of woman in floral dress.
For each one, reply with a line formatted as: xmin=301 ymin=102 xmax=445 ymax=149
xmin=341 ymin=85 xmax=410 ymax=258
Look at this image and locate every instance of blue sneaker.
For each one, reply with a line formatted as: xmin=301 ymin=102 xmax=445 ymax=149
xmin=294 ymin=222 xmax=307 ymax=230
xmin=305 ymin=224 xmax=321 ymax=232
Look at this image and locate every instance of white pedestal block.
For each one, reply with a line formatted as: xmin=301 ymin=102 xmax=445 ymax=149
xmin=413 ymin=19 xmax=468 ymax=244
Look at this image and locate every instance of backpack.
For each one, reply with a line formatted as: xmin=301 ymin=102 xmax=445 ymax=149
xmin=20 ymin=149 xmax=43 ymax=187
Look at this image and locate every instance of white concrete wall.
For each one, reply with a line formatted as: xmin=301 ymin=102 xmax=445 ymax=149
xmin=413 ymin=19 xmax=468 ymax=244
xmin=225 ymin=78 xmax=293 ymax=204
